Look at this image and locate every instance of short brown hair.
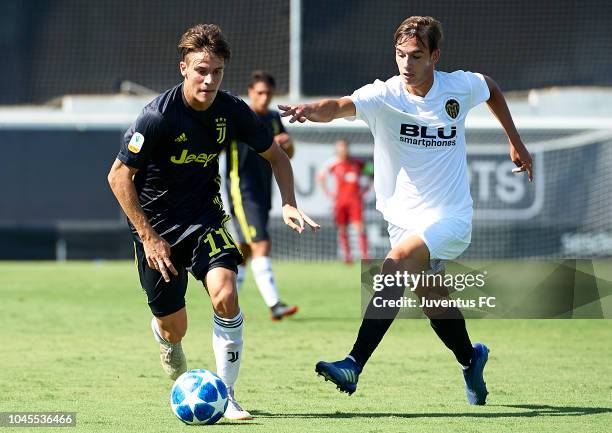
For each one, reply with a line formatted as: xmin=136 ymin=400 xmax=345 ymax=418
xmin=178 ymin=24 xmax=231 ymax=62
xmin=394 ymin=16 xmax=443 ymax=52
xmin=249 ymin=70 xmax=276 ymax=89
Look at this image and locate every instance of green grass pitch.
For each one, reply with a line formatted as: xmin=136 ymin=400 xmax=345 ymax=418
xmin=1 ymin=261 xmax=611 ymax=432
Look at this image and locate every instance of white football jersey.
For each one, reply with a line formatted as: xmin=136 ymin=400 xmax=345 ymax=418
xmin=349 ymin=70 xmax=490 ymax=230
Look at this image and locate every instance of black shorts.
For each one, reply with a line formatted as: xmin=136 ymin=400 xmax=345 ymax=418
xmin=134 ymin=222 xmax=243 ymax=317
xmin=230 ymin=198 xmax=270 ymax=244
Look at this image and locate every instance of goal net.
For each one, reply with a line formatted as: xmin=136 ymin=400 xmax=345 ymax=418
xmin=222 ymin=121 xmax=612 ymax=261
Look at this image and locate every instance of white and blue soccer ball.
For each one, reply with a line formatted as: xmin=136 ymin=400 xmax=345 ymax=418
xmin=170 ymin=369 xmax=228 ymax=425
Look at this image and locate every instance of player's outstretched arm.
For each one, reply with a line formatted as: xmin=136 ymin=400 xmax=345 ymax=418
xmin=484 ymin=75 xmax=533 ymax=182
xmin=107 ymin=159 xmax=178 ymax=282
xmin=278 ymin=97 xmax=356 ymax=123
xmin=259 ymin=144 xmax=320 ymax=234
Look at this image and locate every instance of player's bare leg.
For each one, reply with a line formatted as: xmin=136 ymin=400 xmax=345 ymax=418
xmin=151 ymin=308 xmax=188 ymax=380
xmin=352 ymin=220 xmax=369 ymax=260
xmin=250 ymin=239 xmax=298 ymax=320
xmin=206 ymin=267 xmax=252 ymax=421
xmin=337 ymin=223 xmax=352 ymax=263
xmin=235 ymin=243 xmax=251 ymax=292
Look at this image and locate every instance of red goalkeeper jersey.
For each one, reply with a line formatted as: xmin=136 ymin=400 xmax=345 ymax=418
xmin=328 ymin=158 xmax=364 ymax=203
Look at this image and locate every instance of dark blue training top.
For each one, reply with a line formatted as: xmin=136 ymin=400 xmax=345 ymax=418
xmin=117 ymin=83 xmax=273 ymax=245
xmin=225 ymin=110 xmax=286 ymax=211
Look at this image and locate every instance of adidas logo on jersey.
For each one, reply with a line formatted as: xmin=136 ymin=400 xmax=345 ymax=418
xmin=174 ymin=132 xmax=188 ymax=143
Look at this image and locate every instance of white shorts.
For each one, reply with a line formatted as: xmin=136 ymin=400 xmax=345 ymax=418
xmin=387 ymin=217 xmax=471 ymax=261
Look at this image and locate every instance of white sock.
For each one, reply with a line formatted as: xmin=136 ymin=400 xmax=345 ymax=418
xmin=151 ymin=317 xmax=174 ymax=347
xmin=250 ymin=256 xmax=280 ymax=307
xmin=212 ymin=311 xmax=244 ymax=390
xmin=235 ymin=264 xmax=246 ymax=293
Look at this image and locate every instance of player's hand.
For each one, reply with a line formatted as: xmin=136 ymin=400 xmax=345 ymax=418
xmin=509 ymin=141 xmax=533 ymax=182
xmin=274 ymin=133 xmax=294 ymax=158
xmin=282 ymin=204 xmax=320 ymax=233
xmin=143 ymin=233 xmax=178 ymax=282
xmin=278 ymin=104 xmax=315 ymax=123
xmin=274 ymin=132 xmax=291 ymax=147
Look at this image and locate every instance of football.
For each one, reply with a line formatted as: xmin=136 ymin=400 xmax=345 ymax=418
xmin=170 ymin=369 xmax=228 ymax=425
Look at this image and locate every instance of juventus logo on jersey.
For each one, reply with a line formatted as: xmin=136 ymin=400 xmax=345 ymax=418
xmin=215 ymin=117 xmax=227 ymax=143
xmin=228 ymin=351 xmax=239 ymax=363
xmin=445 ymin=99 xmax=460 ymax=119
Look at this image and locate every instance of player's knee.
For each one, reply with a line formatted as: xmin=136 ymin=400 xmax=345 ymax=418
xmin=386 ymin=250 xmax=424 ymax=268
xmin=250 ymin=240 xmax=270 ymax=257
xmin=158 ymin=321 xmax=187 ymax=344
xmin=211 ymin=284 xmax=239 ymax=318
xmin=388 ymin=241 xmax=429 ymax=267
xmin=385 ymin=250 xmax=430 ymax=279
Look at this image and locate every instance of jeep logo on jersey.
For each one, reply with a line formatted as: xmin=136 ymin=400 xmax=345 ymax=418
xmin=445 ymin=99 xmax=460 ymax=119
xmin=170 ymin=149 xmax=218 ymax=167
xmin=400 ymin=124 xmax=457 ymax=139
xmin=215 ymin=117 xmax=227 ymax=143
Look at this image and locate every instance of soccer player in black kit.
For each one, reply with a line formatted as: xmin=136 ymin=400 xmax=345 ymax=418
xmin=226 ymin=71 xmax=298 ymax=320
xmin=107 ymin=24 xmax=318 ymax=421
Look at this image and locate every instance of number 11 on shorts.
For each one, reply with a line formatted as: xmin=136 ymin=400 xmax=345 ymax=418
xmin=203 ymin=227 xmax=236 ymax=257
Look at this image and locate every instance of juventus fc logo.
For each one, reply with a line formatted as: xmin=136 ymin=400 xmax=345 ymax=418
xmin=228 ymin=351 xmax=239 ymax=363
xmin=215 ymin=117 xmax=227 ymax=143
xmin=445 ymin=99 xmax=460 ymax=119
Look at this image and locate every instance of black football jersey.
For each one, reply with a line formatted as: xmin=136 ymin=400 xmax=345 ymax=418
xmin=117 ymin=83 xmax=272 ymax=244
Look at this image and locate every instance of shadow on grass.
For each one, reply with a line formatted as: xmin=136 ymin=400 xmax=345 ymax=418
xmin=216 ymin=421 xmax=263 ymax=426
xmin=251 ymin=404 xmax=612 ymax=419
xmin=288 ymin=317 xmax=360 ymax=322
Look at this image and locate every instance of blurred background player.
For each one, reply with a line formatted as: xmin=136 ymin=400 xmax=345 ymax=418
xmin=317 ymin=139 xmax=371 ymax=263
xmin=226 ymin=71 xmax=298 ymax=320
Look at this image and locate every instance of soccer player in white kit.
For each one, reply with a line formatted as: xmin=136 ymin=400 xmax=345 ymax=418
xmin=279 ymin=16 xmax=533 ymax=405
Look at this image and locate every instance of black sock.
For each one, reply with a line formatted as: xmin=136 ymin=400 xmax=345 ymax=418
xmin=349 ymin=317 xmax=394 ymax=368
xmin=349 ymin=260 xmax=406 ymax=368
xmin=429 ymin=308 xmax=474 ymax=366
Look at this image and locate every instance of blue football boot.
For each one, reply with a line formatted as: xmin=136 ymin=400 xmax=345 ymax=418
xmin=315 ymin=357 xmax=362 ymax=395
xmin=463 ymin=343 xmax=489 ymax=405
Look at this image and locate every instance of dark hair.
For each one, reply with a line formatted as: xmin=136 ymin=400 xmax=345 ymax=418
xmin=249 ymin=70 xmax=276 ymax=89
xmin=178 ymin=24 xmax=231 ymax=62
xmin=394 ymin=16 xmax=443 ymax=52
